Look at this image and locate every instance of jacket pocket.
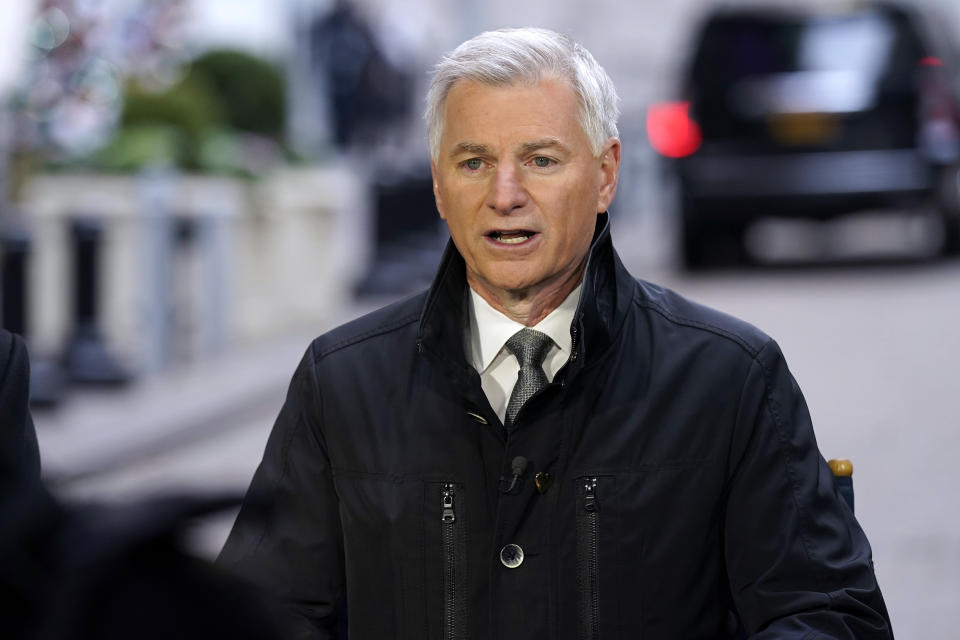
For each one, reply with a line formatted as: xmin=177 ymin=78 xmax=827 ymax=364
xmin=577 ymin=476 xmax=601 ymax=640
xmin=440 ymin=482 xmax=467 ymax=640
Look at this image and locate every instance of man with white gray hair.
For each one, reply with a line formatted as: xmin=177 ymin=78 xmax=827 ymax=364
xmin=220 ymin=28 xmax=891 ymax=639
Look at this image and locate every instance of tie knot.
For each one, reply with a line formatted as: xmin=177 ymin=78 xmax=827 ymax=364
xmin=505 ymin=328 xmax=554 ymax=368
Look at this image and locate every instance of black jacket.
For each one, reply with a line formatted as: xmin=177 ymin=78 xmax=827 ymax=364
xmin=0 ymin=329 xmax=40 ymax=480
xmin=219 ymin=215 xmax=891 ymax=639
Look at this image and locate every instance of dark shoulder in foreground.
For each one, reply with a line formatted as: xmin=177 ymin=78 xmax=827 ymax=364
xmin=632 ymin=278 xmax=772 ymax=358
xmin=307 ymin=290 xmax=428 ymax=362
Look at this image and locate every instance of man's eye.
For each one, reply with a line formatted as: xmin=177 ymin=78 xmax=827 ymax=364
xmin=532 ymin=156 xmax=554 ymax=168
xmin=463 ymin=158 xmax=484 ymax=171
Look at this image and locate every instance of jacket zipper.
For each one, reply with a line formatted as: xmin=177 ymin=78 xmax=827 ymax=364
xmin=570 ymin=323 xmax=580 ymax=362
xmin=442 ymin=483 xmax=466 ymax=640
xmin=577 ymin=477 xmax=600 ymax=640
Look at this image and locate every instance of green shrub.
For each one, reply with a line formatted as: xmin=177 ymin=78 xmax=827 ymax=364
xmin=186 ymin=49 xmax=287 ymax=140
xmin=86 ymin=48 xmax=287 ymax=174
xmin=89 ymin=124 xmax=185 ymax=171
xmin=121 ymin=76 xmax=223 ymax=143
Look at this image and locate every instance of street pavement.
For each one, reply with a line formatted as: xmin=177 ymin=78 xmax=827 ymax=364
xmin=33 ymin=215 xmax=960 ymax=639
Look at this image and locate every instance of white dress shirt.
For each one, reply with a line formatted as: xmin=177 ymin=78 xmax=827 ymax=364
xmin=465 ymin=284 xmax=582 ymax=424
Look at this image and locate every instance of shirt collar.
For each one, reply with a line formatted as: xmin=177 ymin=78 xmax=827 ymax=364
xmin=467 ymin=283 xmax=582 ymax=373
xmin=419 ymin=213 xmax=632 ymax=385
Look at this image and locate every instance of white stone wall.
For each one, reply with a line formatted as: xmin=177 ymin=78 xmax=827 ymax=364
xmin=21 ymin=166 xmax=364 ymax=369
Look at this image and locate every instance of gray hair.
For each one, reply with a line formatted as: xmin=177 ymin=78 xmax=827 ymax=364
xmin=425 ymin=27 xmax=620 ymax=162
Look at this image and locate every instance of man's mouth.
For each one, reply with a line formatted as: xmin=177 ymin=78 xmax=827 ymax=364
xmin=488 ymin=230 xmax=536 ymax=245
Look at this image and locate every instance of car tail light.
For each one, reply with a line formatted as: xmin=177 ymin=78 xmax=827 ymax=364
xmin=919 ymin=56 xmax=944 ymax=67
xmin=646 ymin=101 xmax=702 ymax=158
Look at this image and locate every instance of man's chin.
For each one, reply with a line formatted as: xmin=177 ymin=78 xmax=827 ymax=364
xmin=468 ymin=270 xmax=539 ymax=300
xmin=468 ymin=262 xmax=586 ymax=303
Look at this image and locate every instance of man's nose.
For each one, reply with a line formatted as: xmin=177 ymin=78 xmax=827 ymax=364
xmin=485 ymin=163 xmax=528 ymax=214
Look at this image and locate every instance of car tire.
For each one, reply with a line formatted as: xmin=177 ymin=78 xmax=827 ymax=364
xmin=680 ymin=220 xmax=709 ymax=270
xmin=939 ymin=165 xmax=960 ymax=255
xmin=944 ymin=214 xmax=960 ymax=255
xmin=680 ymin=203 xmax=749 ymax=269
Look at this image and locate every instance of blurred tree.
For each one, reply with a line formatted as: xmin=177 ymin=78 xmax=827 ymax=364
xmin=7 ymin=0 xmax=190 ymax=160
xmin=4 ymin=3 xmax=291 ymax=180
xmin=122 ymin=77 xmax=223 ymax=143
xmin=92 ymin=75 xmax=222 ymax=171
xmin=92 ymin=49 xmax=288 ymax=176
xmin=187 ymin=50 xmax=287 ymax=141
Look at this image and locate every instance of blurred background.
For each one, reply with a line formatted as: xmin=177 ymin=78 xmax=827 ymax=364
xmin=1 ymin=0 xmax=958 ymax=637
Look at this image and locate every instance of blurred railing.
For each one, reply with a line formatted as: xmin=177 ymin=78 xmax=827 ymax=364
xmin=7 ymin=164 xmax=363 ymax=405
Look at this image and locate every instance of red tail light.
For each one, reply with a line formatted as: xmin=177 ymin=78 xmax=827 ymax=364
xmin=647 ymin=101 xmax=702 ymax=158
xmin=919 ymin=56 xmax=944 ymax=67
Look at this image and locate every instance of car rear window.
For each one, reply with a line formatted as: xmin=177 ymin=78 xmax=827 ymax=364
xmin=691 ymin=9 xmax=923 ymax=85
xmin=687 ymin=7 xmax=927 ymax=147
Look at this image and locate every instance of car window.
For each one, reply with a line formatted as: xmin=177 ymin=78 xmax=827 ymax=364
xmin=686 ymin=7 xmax=929 ymax=147
xmin=690 ymin=10 xmax=918 ymax=82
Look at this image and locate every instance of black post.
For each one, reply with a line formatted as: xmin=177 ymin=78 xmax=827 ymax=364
xmin=0 ymin=224 xmax=66 ymax=407
xmin=1 ymin=227 xmax=29 ymax=335
xmin=62 ymin=217 xmax=132 ymax=385
xmin=74 ymin=219 xmax=99 ymax=328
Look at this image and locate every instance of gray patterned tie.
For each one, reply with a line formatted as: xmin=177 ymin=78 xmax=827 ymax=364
xmin=504 ymin=328 xmax=554 ymax=426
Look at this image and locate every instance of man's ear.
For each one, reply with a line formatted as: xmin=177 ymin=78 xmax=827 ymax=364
xmin=596 ymin=138 xmax=621 ymax=213
xmin=431 ymin=162 xmax=447 ymax=220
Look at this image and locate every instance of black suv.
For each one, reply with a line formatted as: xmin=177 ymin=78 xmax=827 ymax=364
xmin=649 ymin=3 xmax=960 ymax=267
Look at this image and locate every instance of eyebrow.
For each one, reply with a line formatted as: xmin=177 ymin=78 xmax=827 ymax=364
xmin=520 ymin=138 xmax=568 ymax=155
xmin=449 ymin=138 xmax=569 ymax=158
xmin=449 ymin=142 xmax=489 ymax=158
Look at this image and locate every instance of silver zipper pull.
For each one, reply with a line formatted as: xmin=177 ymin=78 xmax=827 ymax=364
xmin=584 ymin=477 xmax=598 ymax=512
xmin=442 ymin=483 xmax=456 ymax=523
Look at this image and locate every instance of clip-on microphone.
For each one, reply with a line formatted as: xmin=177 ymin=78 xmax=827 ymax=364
xmin=502 ymin=456 xmax=528 ymax=493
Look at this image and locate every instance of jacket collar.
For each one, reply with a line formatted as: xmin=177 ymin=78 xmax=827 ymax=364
xmin=417 ymin=212 xmax=633 ymax=382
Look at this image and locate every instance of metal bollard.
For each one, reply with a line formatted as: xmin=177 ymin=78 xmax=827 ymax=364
xmin=0 ymin=224 xmax=66 ymax=406
xmin=1 ymin=226 xmax=29 ymax=335
xmin=62 ymin=217 xmax=132 ymax=386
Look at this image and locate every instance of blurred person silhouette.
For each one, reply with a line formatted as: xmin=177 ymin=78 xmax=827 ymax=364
xmin=309 ymin=0 xmax=412 ymax=149
xmin=0 ymin=329 xmax=286 ymax=639
xmin=219 ymin=28 xmax=892 ymax=639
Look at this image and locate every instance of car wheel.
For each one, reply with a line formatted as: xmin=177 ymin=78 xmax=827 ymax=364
xmin=680 ymin=218 xmax=709 ymax=270
xmin=680 ymin=204 xmax=749 ymax=269
xmin=944 ymin=214 xmax=960 ymax=255
xmin=937 ymin=165 xmax=960 ymax=255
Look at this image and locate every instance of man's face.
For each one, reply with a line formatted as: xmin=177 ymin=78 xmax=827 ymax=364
xmin=431 ymin=78 xmax=620 ymax=302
